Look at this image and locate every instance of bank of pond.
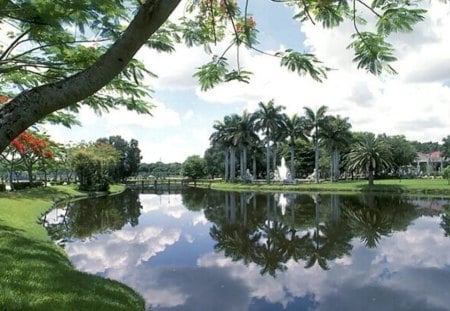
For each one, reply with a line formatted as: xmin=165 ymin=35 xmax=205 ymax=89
xmin=2 ymin=185 xmax=449 ymax=310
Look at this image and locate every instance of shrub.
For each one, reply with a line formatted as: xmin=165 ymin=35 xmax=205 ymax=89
xmin=443 ymin=166 xmax=450 ymax=179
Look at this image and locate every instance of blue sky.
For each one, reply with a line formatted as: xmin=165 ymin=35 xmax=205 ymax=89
xmin=45 ymin=1 xmax=450 ymax=163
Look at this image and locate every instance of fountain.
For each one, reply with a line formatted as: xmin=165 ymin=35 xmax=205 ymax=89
xmin=275 ymin=157 xmax=295 ymax=184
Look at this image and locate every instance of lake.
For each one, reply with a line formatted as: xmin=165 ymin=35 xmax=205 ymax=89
xmin=43 ymin=189 xmax=450 ymax=311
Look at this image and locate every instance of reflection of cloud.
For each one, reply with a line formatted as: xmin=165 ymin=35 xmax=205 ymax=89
xmin=141 ymin=194 xmax=187 ymax=218
xmin=66 ymin=225 xmax=180 ymax=275
xmin=120 ymin=265 xmax=251 ymax=310
xmin=192 ymin=214 xmax=208 ymax=226
xmin=374 ymin=217 xmax=450 ymax=269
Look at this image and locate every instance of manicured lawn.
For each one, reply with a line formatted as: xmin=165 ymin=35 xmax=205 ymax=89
xmin=204 ymin=178 xmax=450 ymax=196
xmin=0 ymin=185 xmax=145 ymax=310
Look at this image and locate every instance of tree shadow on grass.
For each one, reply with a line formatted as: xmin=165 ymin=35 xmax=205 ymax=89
xmin=0 ymin=231 xmax=144 ymax=310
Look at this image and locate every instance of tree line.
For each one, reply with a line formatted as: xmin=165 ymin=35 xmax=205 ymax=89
xmin=0 ymin=135 xmax=141 ymax=192
xmin=184 ymin=101 xmax=449 ymax=186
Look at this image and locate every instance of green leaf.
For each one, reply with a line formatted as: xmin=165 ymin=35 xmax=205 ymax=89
xmin=193 ymin=57 xmax=229 ymax=91
xmin=377 ymin=6 xmax=426 ymax=35
xmin=224 ymin=70 xmax=252 ymax=83
xmin=348 ymin=32 xmax=397 ymax=75
xmin=276 ymin=49 xmax=329 ymax=82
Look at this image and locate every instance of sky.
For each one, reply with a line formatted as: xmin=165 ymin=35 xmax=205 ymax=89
xmin=44 ymin=1 xmax=450 ymax=163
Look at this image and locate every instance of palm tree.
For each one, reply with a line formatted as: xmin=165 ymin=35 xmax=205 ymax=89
xmin=210 ymin=118 xmax=232 ymax=181
xmin=283 ymin=114 xmax=308 ymax=179
xmin=346 ymin=133 xmax=392 ymax=186
xmin=303 ymin=105 xmax=328 ymax=183
xmin=210 ymin=114 xmax=241 ymax=182
xmin=234 ymin=111 xmax=259 ymax=181
xmin=254 ymin=100 xmax=286 ymax=183
xmin=321 ymin=115 xmax=352 ymax=182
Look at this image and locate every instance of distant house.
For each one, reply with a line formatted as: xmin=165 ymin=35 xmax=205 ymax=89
xmin=413 ymin=151 xmax=446 ymax=174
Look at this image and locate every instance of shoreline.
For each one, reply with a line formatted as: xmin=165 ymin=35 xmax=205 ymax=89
xmin=0 ymin=184 xmax=144 ymax=310
xmin=192 ymin=178 xmax=450 ymax=197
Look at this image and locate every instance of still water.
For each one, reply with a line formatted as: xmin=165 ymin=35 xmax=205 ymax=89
xmin=43 ymin=189 xmax=450 ymax=311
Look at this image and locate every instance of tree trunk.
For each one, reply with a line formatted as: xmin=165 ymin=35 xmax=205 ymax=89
xmin=243 ymin=146 xmax=247 ymax=179
xmin=314 ymin=138 xmax=320 ymax=183
xmin=368 ymin=170 xmax=374 ymax=186
xmin=330 ymin=149 xmax=340 ymax=182
xmin=290 ymin=144 xmax=295 ymax=179
xmin=240 ymin=150 xmax=244 ymax=180
xmin=230 ymin=146 xmax=236 ymax=182
xmin=252 ymin=154 xmax=257 ymax=180
xmin=0 ymin=0 xmax=181 ymax=153
xmin=224 ymin=149 xmax=229 ymax=181
xmin=265 ymin=136 xmax=271 ymax=184
xmin=27 ymin=166 xmax=33 ymax=184
xmin=8 ymin=157 xmax=14 ymax=191
xmin=273 ymin=144 xmax=278 ymax=176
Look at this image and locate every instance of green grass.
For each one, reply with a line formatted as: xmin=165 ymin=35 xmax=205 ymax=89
xmin=0 ymin=185 xmax=145 ymax=310
xmin=201 ymin=178 xmax=450 ymax=196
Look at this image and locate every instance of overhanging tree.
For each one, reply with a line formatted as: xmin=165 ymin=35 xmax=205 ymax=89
xmin=0 ymin=0 xmax=431 ymax=153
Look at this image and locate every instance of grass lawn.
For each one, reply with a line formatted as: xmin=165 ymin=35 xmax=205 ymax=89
xmin=0 ymin=185 xmax=145 ymax=311
xmin=203 ymin=178 xmax=450 ymax=196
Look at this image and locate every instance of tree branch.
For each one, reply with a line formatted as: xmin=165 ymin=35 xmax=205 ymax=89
xmin=0 ymin=0 xmax=181 ymax=153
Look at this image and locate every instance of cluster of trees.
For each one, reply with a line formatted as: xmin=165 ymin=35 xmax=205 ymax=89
xmin=138 ymin=162 xmax=182 ymax=178
xmin=196 ymin=101 xmax=449 ymax=185
xmin=0 ymin=135 xmax=141 ymax=192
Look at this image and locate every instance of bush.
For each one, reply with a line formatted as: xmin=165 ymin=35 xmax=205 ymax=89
xmin=443 ymin=166 xmax=450 ymax=179
xmin=12 ymin=181 xmax=44 ymax=190
xmin=0 ymin=184 xmax=6 ymax=192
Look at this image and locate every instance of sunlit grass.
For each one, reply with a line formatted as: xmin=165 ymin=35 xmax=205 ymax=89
xmin=203 ymin=178 xmax=450 ymax=196
xmin=0 ymin=185 xmax=145 ymax=310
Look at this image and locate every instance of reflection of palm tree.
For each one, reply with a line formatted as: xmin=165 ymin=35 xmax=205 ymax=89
xmin=254 ymin=220 xmax=291 ymax=277
xmin=345 ymin=207 xmax=391 ymax=248
xmin=300 ymin=194 xmax=353 ymax=270
xmin=210 ymin=224 xmax=260 ymax=265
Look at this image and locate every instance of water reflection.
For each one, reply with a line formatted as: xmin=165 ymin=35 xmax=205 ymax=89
xmin=42 ymin=189 xmax=142 ymax=245
xmin=44 ymin=190 xmax=450 ymax=310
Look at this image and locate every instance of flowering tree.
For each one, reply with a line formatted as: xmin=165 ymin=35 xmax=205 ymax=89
xmin=11 ymin=131 xmax=54 ymax=184
xmin=1 ymin=95 xmax=54 ymax=188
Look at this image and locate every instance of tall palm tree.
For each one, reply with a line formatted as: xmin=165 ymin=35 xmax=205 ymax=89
xmin=234 ymin=111 xmax=259 ymax=180
xmin=283 ymin=114 xmax=308 ymax=179
xmin=210 ymin=114 xmax=240 ymax=182
xmin=226 ymin=114 xmax=242 ymax=182
xmin=254 ymin=100 xmax=286 ymax=183
xmin=210 ymin=118 xmax=231 ymax=181
xmin=321 ymin=115 xmax=352 ymax=182
xmin=346 ymin=133 xmax=392 ymax=186
xmin=303 ymin=105 xmax=328 ymax=183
